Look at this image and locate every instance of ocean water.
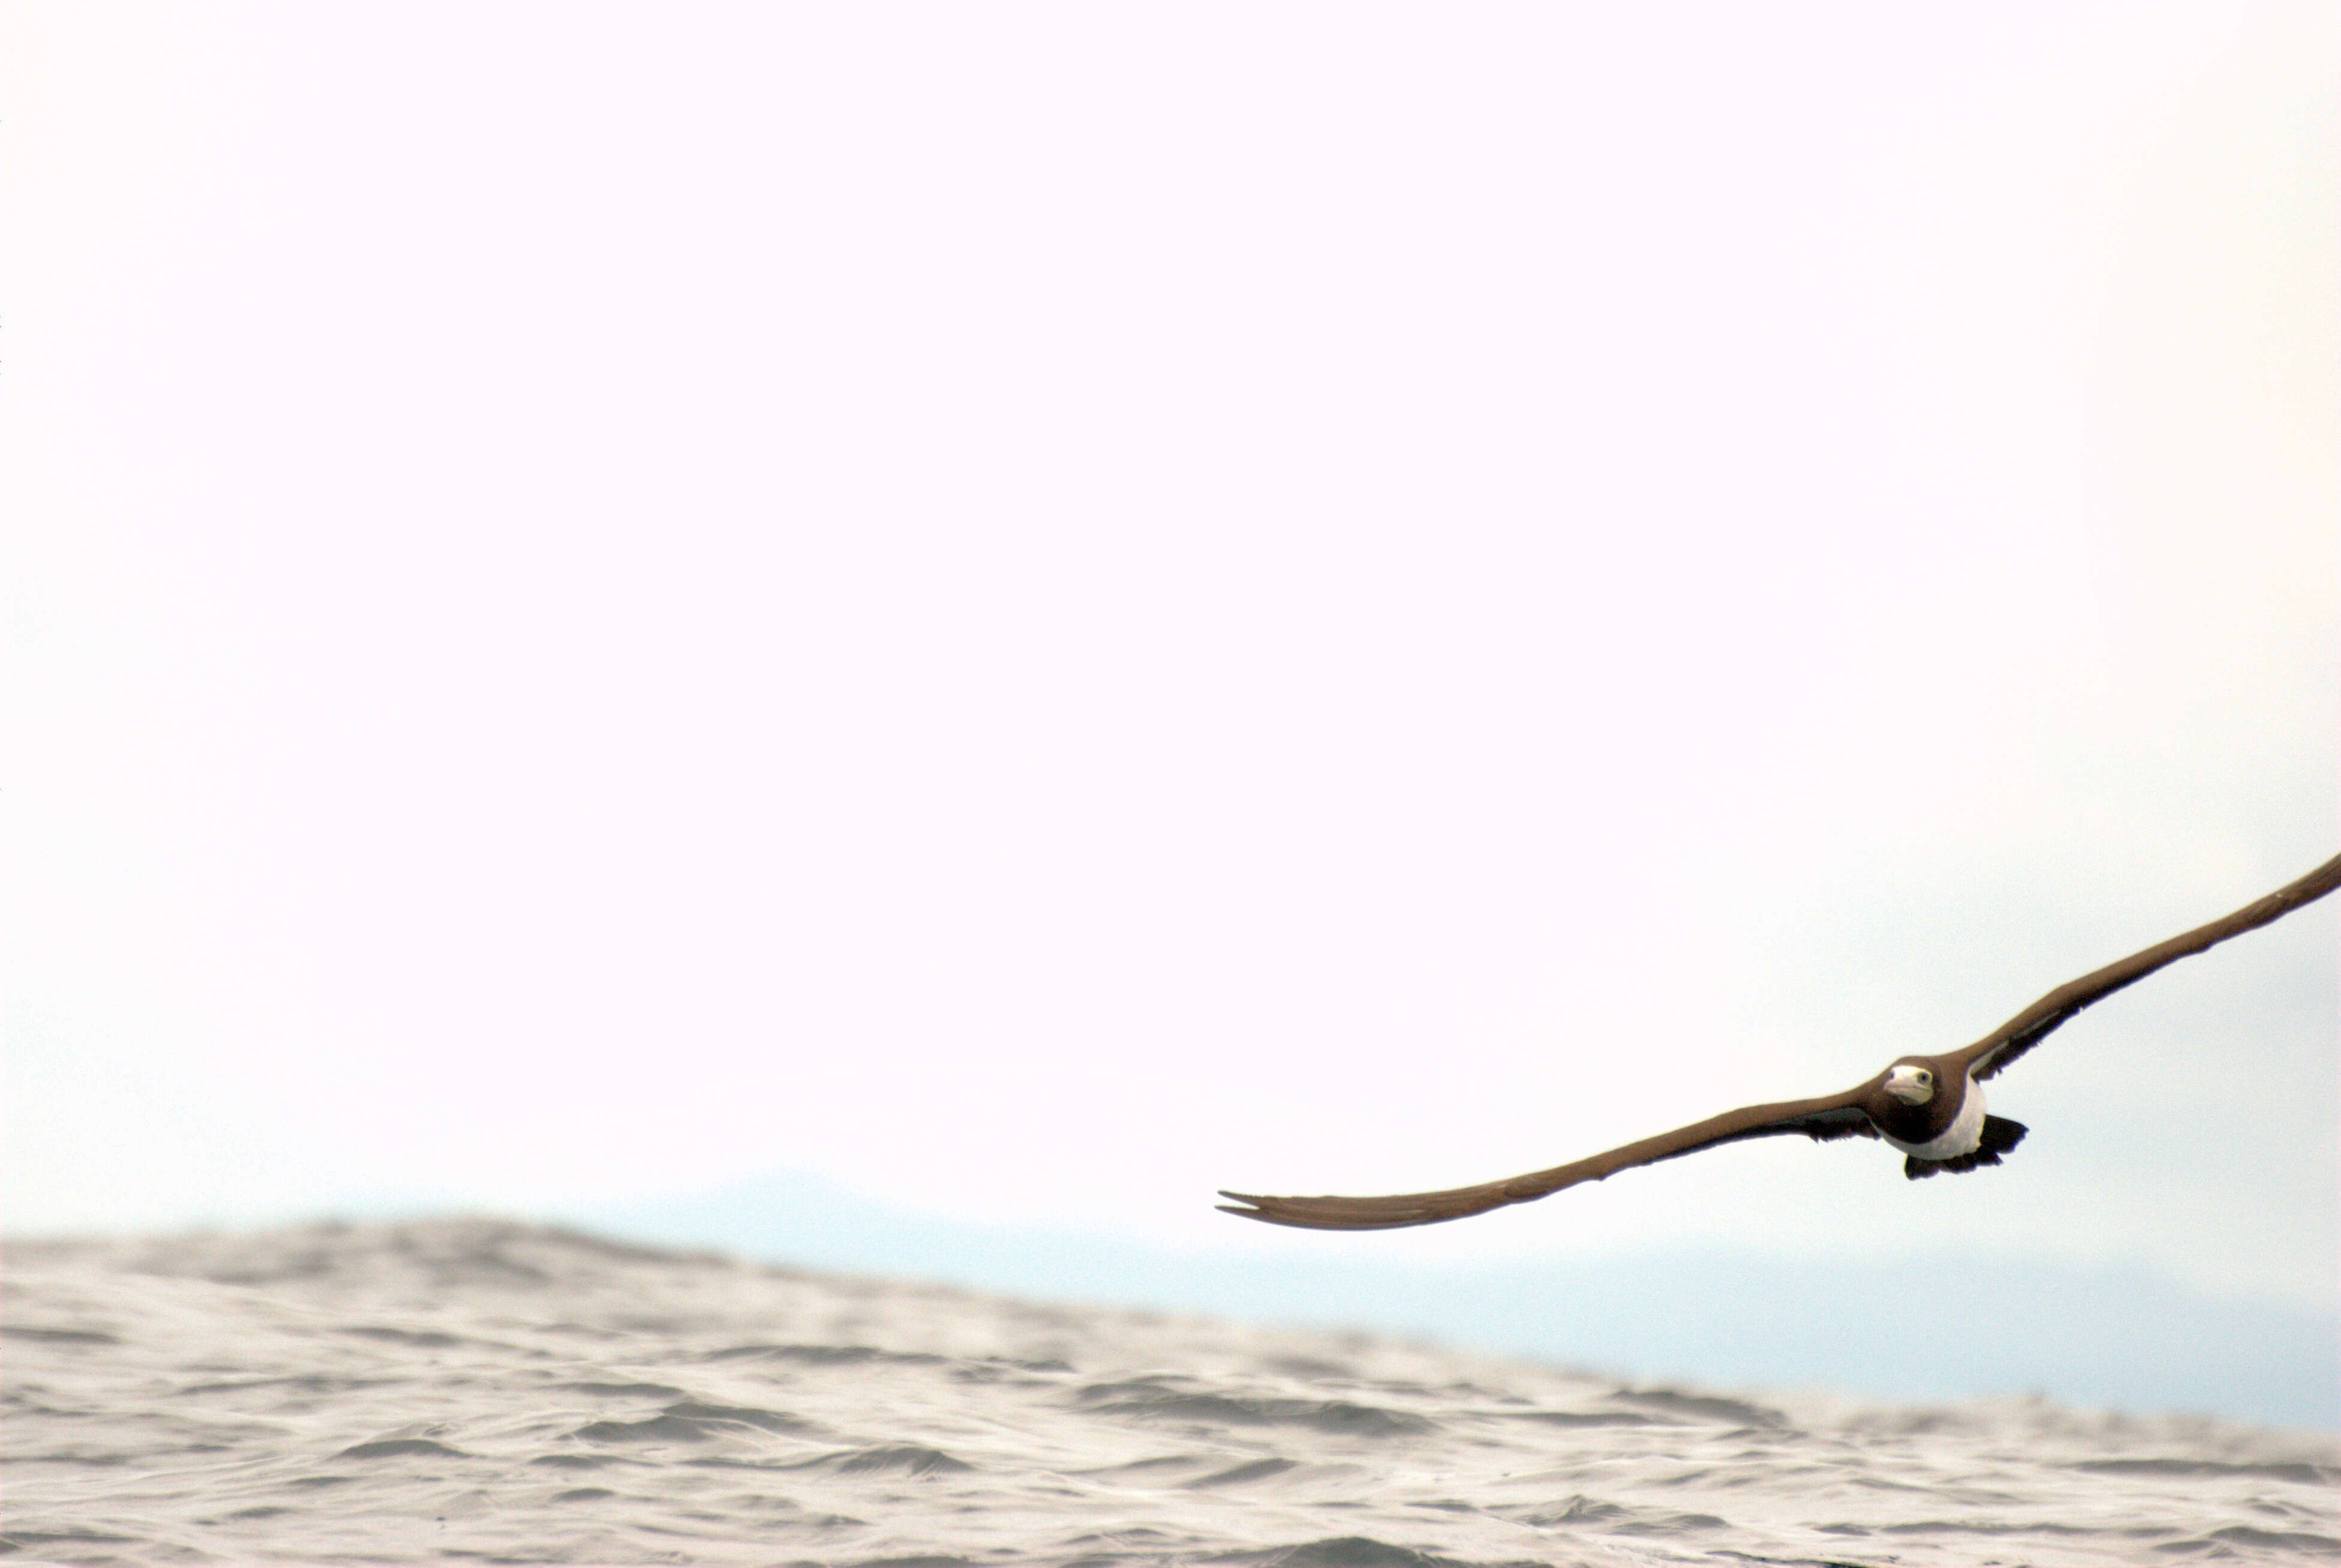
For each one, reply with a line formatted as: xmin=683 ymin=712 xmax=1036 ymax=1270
xmin=5 ymin=1219 xmax=2334 ymax=1567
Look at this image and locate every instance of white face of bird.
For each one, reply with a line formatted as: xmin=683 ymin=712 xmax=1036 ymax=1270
xmin=1883 ymin=1063 xmax=1937 ymax=1105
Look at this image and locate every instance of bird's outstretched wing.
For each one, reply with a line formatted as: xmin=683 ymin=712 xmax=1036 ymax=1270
xmin=1217 ymin=1090 xmax=1878 ymax=1231
xmin=1947 ymin=852 xmax=2341 ymax=1083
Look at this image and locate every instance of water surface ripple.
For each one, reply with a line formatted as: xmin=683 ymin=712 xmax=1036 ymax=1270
xmin=5 ymin=1219 xmax=2333 ymax=1566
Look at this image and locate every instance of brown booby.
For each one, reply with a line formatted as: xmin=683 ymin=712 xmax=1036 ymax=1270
xmin=1219 ymin=853 xmax=2341 ymax=1231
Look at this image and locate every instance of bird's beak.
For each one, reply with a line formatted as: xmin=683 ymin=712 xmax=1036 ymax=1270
xmin=1882 ymin=1072 xmax=1930 ymax=1106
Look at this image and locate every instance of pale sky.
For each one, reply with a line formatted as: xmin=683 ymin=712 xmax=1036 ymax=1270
xmin=7 ymin=4 xmax=2334 ymax=1316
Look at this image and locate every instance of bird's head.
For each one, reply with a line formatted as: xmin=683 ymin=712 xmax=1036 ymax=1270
xmin=1882 ymin=1060 xmax=1939 ymax=1106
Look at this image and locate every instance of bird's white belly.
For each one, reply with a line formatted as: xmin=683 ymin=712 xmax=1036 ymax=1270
xmin=1881 ymin=1077 xmax=1986 ymax=1160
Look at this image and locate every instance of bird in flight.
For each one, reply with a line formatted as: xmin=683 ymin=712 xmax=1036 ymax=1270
xmin=1219 ymin=853 xmax=2341 ymax=1231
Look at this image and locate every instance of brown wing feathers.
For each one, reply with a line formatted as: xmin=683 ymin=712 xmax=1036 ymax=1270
xmin=1217 ymin=1093 xmax=1876 ymax=1231
xmin=1949 ymin=852 xmax=2341 ymax=1081
xmin=1219 ymin=853 xmax=2341 ymax=1232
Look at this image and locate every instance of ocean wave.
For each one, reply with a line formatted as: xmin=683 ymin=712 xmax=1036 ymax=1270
xmin=4 ymin=1218 xmax=2333 ymax=1567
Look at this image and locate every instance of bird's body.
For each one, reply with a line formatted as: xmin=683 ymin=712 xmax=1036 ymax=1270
xmin=1866 ymin=1058 xmax=1964 ymax=1151
xmin=1876 ymin=1069 xmax=1986 ymax=1162
xmin=1863 ymin=1056 xmax=2022 ymax=1177
xmin=1219 ymin=854 xmax=2340 ymax=1231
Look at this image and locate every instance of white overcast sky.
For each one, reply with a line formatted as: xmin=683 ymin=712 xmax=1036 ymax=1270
xmin=6 ymin=4 xmax=2334 ymax=1308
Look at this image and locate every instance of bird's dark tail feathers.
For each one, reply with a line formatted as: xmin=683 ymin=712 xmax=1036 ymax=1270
xmin=1905 ymin=1116 xmax=2028 ymax=1180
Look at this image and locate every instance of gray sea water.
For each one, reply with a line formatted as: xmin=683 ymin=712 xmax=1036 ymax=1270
xmin=5 ymin=1219 xmax=2334 ymax=1567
